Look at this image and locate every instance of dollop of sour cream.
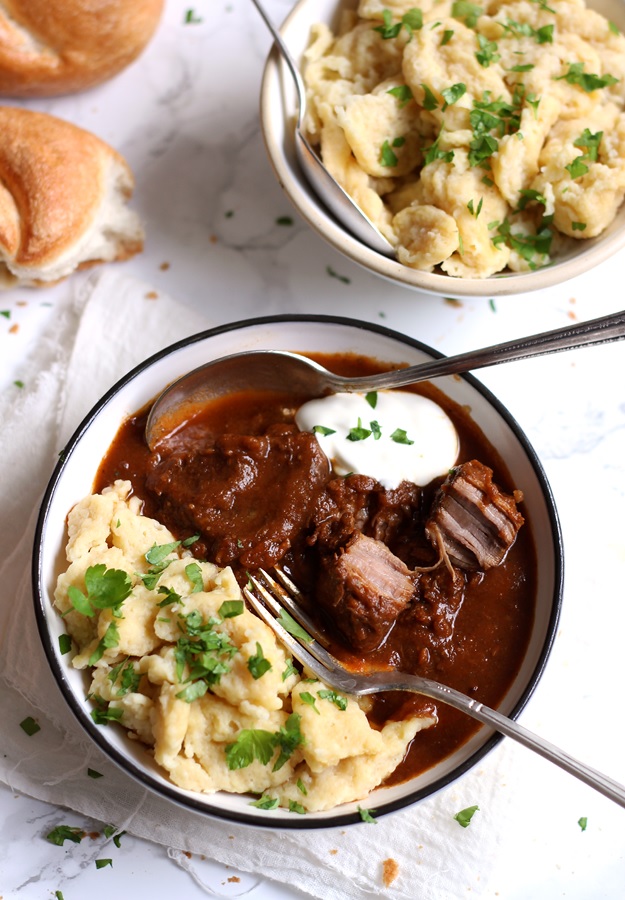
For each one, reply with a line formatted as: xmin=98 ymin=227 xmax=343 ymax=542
xmin=295 ymin=390 xmax=459 ymax=490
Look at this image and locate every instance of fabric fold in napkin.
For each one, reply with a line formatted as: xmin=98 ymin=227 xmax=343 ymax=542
xmin=0 ymin=268 xmax=515 ymax=900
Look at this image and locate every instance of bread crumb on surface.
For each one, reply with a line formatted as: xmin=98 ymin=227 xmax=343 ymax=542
xmin=382 ymin=858 xmax=399 ymax=887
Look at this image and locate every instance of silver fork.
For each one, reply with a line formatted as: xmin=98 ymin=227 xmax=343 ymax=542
xmin=244 ymin=567 xmax=625 ymax=811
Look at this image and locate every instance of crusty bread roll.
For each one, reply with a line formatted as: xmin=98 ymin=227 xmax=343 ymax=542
xmin=0 ymin=106 xmax=144 ymax=288
xmin=0 ymin=0 xmax=164 ymax=97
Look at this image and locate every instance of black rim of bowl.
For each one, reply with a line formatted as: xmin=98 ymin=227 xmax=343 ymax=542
xmin=32 ymin=313 xmax=564 ymax=830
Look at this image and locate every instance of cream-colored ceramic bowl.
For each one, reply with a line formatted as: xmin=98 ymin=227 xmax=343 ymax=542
xmin=259 ymin=0 xmax=625 ymax=298
xmin=33 ymin=316 xmax=563 ymax=829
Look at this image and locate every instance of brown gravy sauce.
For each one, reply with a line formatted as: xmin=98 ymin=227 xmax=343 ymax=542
xmin=94 ymin=352 xmax=537 ymax=785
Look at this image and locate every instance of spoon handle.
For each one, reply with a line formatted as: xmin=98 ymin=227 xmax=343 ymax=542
xmin=339 ymin=309 xmax=625 ymax=391
xmin=249 ymin=0 xmax=307 ymax=124
xmin=387 ymin=673 xmax=625 ymax=810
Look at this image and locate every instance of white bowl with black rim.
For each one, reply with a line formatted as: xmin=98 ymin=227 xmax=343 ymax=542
xmin=33 ymin=315 xmax=563 ymax=828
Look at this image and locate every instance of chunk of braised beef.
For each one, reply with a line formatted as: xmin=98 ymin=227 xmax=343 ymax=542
xmin=315 ymin=532 xmax=416 ymax=651
xmin=145 ymin=425 xmax=330 ymax=569
xmin=310 ymin=474 xmax=421 ymax=553
xmin=396 ymin=567 xmax=467 ymax=670
xmin=424 ymin=459 xmax=524 ymax=570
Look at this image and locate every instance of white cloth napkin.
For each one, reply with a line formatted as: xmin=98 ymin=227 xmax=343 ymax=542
xmin=0 ymin=269 xmax=584 ymax=899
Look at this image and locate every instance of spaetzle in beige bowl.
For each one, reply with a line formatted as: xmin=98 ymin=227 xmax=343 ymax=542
xmin=260 ymin=0 xmax=625 ymax=296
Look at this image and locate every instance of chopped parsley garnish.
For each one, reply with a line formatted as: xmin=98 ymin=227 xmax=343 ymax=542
xmin=467 ymin=197 xmax=483 ymax=218
xmin=313 ymin=424 xmax=336 ymax=436
xmin=296 ymin=779 xmax=308 ymax=795
xmin=225 ymin=713 xmax=304 ymax=771
xmin=19 ymin=716 xmax=41 ymax=736
xmin=88 ymin=622 xmax=120 ymax=667
xmin=67 ymin=565 xmax=132 ymax=617
xmin=251 ymin=794 xmax=279 ymax=809
xmin=565 ymin=130 xmax=602 ymax=180
xmin=441 ymin=29 xmax=454 ymax=45
xmin=503 ymin=19 xmax=553 ymax=43
xmin=276 ymin=608 xmax=313 ymax=643
xmin=566 ymin=157 xmax=589 ymax=179
xmin=347 ymin=417 xmax=372 ymax=441
xmin=276 ymin=216 xmax=294 ymax=226
xmin=572 ymin=221 xmax=586 ymax=231
xmin=95 ymin=859 xmax=113 ymax=869
xmin=174 ymin=609 xmax=237 ymax=700
xmin=176 ymin=680 xmax=209 ymax=702
xmin=87 ymin=768 xmax=104 ymax=779
xmin=157 ymin=585 xmax=183 ymax=608
xmin=365 ymin=391 xmax=378 ymax=408
xmin=451 ymin=0 xmax=483 ymax=28
xmin=104 ymin=826 xmax=126 ymax=847
xmin=317 ymin=688 xmax=348 ymax=710
xmin=421 ymin=83 xmax=439 ymax=110
xmin=476 ymin=34 xmax=500 ymax=67
xmin=492 ymin=218 xmax=553 ymax=267
xmin=282 ymin=658 xmax=298 ymax=681
xmin=387 ymin=85 xmax=414 ymax=108
xmin=185 ymin=561 xmax=204 ymax=593
xmin=58 ymin=633 xmax=72 ymax=655
xmin=108 ymin=657 xmax=141 ymax=696
xmin=454 ymin=804 xmax=479 ymax=827
xmin=441 ymin=83 xmax=467 ymax=109
xmin=555 ymin=62 xmax=618 ymax=92
xmin=390 ymin=428 xmax=414 ymax=445
xmin=578 ymin=816 xmax=588 ymax=831
xmin=146 ymin=540 xmax=181 ymax=565
xmin=516 ymin=188 xmax=547 ymax=211
xmin=300 ymin=691 xmax=320 ymax=714
xmin=423 ymin=133 xmax=454 ymax=166
xmin=326 ymin=266 xmax=351 ymax=283
xmin=288 ymin=800 xmax=306 ymax=814
xmin=373 ymin=7 xmax=423 ymax=40
xmin=90 ymin=698 xmax=124 ymax=726
xmin=248 ymin=642 xmax=272 ymax=679
xmin=358 ymin=806 xmax=378 ymax=823
xmin=46 ymin=825 xmax=84 ymax=846
xmin=370 ymin=420 xmax=382 ymax=440
xmin=574 ymin=128 xmax=603 ymax=161
xmin=380 ymin=136 xmax=406 ymax=167
xmin=219 ymin=599 xmax=244 ymax=618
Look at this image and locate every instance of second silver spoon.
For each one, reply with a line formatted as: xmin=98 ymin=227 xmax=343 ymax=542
xmin=145 ymin=309 xmax=625 ymax=449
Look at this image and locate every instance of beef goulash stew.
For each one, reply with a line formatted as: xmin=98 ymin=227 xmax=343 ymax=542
xmin=94 ymin=352 xmax=536 ymax=785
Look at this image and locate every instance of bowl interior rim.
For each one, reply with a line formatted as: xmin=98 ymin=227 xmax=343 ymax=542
xmin=32 ymin=313 xmax=564 ymax=829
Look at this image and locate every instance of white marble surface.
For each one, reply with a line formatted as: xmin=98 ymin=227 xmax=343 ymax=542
xmin=2 ymin=0 xmax=625 ymax=897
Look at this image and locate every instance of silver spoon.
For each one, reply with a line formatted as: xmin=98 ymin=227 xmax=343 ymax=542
xmin=252 ymin=0 xmax=395 ymax=257
xmin=145 ymin=308 xmax=625 ymax=449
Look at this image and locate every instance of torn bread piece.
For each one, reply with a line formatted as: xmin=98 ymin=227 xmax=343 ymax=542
xmin=0 ymin=106 xmax=144 ymax=288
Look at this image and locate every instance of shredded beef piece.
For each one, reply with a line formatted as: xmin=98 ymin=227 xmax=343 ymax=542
xmin=425 ymin=459 xmax=524 ymax=570
xmin=316 ymin=532 xmax=416 ymax=651
xmin=146 ymin=426 xmax=330 ymax=569
xmin=310 ymin=474 xmax=421 ymax=553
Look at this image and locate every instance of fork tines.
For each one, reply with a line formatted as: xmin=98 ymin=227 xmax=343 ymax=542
xmin=243 ymin=567 xmax=339 ymax=685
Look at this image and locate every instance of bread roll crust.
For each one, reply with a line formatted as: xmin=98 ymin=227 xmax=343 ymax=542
xmin=0 ymin=0 xmax=164 ymax=97
xmin=0 ymin=106 xmax=144 ymax=287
